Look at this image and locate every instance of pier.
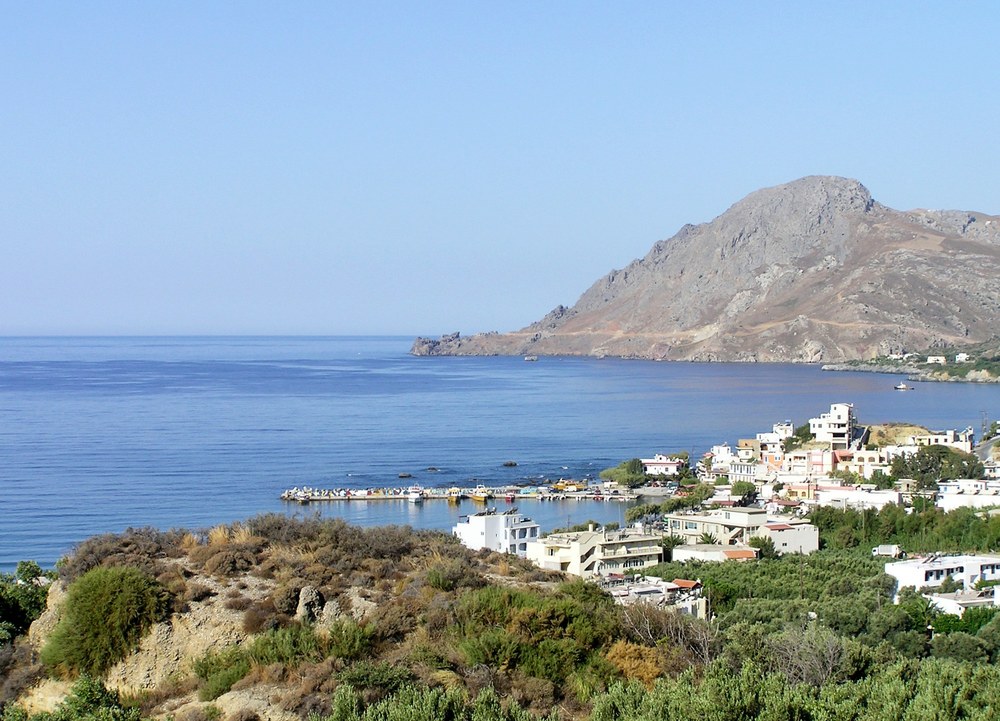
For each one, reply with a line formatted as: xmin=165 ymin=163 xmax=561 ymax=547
xmin=279 ymin=485 xmax=639 ymax=504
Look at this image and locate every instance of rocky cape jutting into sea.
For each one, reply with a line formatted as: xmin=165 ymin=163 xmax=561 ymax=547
xmin=412 ymin=176 xmax=1000 ymax=363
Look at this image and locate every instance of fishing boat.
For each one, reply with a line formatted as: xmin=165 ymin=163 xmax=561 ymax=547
xmin=894 ymin=382 xmax=912 ymax=391
xmin=470 ymin=485 xmax=492 ymax=502
xmin=406 ymin=485 xmax=425 ymax=503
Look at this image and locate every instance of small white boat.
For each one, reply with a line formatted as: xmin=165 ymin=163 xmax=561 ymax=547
xmin=406 ymin=485 xmax=425 ymax=503
xmin=894 ymin=382 xmax=912 ymax=391
xmin=524 ymin=355 xmax=538 ymax=362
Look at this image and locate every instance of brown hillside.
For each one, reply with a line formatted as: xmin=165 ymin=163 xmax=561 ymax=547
xmin=413 ymin=176 xmax=1000 ymax=362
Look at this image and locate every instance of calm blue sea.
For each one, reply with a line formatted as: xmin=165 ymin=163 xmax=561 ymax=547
xmin=2 ymin=336 xmax=999 ymax=572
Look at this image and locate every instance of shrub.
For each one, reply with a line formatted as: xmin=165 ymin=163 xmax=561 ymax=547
xmin=41 ymin=566 xmax=170 ymax=677
xmin=193 ymin=647 xmax=251 ymax=701
xmin=337 ymin=661 xmax=415 ymax=699
xmin=246 ymin=625 xmax=325 ymax=667
xmin=326 ymin=619 xmax=374 ymax=661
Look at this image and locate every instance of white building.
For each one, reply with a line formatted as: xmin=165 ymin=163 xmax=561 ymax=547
xmin=758 ymin=521 xmax=820 ymax=555
xmin=926 ymin=356 xmax=947 ymax=365
xmin=672 ymin=544 xmax=758 ymax=563
xmin=925 ymin=587 xmax=1000 ymax=616
xmin=663 ymin=507 xmax=768 ymax=545
xmin=907 ymin=427 xmax=975 ymax=454
xmin=955 ymin=353 xmax=971 ymax=363
xmin=641 ymin=453 xmax=686 ymax=476
xmin=809 ymin=403 xmax=856 ymax=450
xmin=936 ymin=479 xmax=1000 ymax=512
xmin=884 ymin=554 xmax=1000 ymax=599
xmin=813 ymin=486 xmax=902 ymax=510
xmin=525 ymin=526 xmax=662 ymax=579
xmin=453 ymin=507 xmax=540 ymax=557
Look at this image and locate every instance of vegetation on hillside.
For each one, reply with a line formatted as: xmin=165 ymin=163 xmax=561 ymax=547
xmin=41 ymin=566 xmax=171 ymax=677
xmin=7 ymin=509 xmax=1000 ymax=720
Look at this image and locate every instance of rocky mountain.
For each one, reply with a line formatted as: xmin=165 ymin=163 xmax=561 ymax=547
xmin=412 ymin=176 xmax=1000 ymax=362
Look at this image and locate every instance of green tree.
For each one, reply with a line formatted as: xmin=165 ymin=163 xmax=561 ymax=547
xmin=41 ymin=565 xmax=170 ymax=676
xmin=660 ymin=534 xmax=687 ymax=562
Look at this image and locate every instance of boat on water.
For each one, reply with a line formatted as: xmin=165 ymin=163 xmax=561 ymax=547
xmin=524 ymin=355 xmax=538 ymax=362
xmin=406 ymin=485 xmax=425 ymax=503
xmin=894 ymin=382 xmax=913 ymax=391
xmin=470 ymin=485 xmax=493 ymax=502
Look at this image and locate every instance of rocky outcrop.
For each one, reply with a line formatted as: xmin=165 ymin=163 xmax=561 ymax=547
xmin=412 ymin=176 xmax=1000 ymax=362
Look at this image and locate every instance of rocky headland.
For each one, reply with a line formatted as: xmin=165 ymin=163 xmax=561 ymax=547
xmin=413 ymin=176 xmax=1000 ymax=363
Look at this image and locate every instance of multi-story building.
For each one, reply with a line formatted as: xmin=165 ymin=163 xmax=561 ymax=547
xmin=809 ymin=402 xmax=856 ymax=450
xmin=662 ymin=507 xmax=767 ymax=545
xmin=525 ymin=526 xmax=662 ymax=579
xmin=453 ymin=507 xmax=540 ymax=557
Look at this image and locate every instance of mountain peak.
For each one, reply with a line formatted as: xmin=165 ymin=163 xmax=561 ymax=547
xmin=413 ymin=178 xmax=1000 ymax=362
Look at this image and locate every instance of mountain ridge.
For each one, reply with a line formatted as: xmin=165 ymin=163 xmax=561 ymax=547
xmin=413 ymin=176 xmax=1000 ymax=362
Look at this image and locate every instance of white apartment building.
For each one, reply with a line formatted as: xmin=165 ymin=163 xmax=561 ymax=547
xmin=936 ymin=479 xmax=1000 ymax=512
xmin=663 ymin=507 xmax=767 ymax=545
xmin=453 ymin=507 xmax=540 ymax=557
xmin=885 ymin=554 xmax=1000 ymax=599
xmin=809 ymin=403 xmax=856 ymax=450
xmin=525 ymin=526 xmax=662 ymax=579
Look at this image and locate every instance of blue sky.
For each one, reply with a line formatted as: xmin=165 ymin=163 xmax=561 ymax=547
xmin=3 ymin=2 xmax=998 ymax=336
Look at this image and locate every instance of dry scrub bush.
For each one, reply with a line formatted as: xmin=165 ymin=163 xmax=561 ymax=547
xmin=618 ymin=602 xmax=720 ymax=668
xmin=59 ymin=527 xmax=185 ymax=583
xmin=605 ymin=639 xmax=663 ymax=687
xmin=0 ymin=639 xmax=43 ymax=706
xmin=223 ymin=596 xmax=253 ymax=611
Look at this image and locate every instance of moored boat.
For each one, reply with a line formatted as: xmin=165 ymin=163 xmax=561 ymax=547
xmin=406 ymin=485 xmax=425 ymax=503
xmin=470 ymin=485 xmax=492 ymax=502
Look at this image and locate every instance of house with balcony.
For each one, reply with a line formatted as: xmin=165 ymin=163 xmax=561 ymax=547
xmin=809 ymin=403 xmax=857 ymax=450
xmin=525 ymin=526 xmax=662 ymax=579
xmin=662 ymin=507 xmax=768 ymax=545
xmin=453 ymin=507 xmax=540 ymax=557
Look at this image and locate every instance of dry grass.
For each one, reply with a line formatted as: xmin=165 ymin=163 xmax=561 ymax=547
xmin=207 ymin=525 xmax=231 ymax=546
xmin=867 ymin=423 xmax=930 ymax=446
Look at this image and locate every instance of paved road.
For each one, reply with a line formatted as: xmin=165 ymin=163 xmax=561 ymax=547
xmin=975 ymin=435 xmax=999 ymax=461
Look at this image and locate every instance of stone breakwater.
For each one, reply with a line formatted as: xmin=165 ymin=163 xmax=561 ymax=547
xmin=279 ymin=485 xmax=640 ymax=503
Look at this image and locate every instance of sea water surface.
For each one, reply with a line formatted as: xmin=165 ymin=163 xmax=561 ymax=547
xmin=2 ymin=336 xmax=999 ymax=571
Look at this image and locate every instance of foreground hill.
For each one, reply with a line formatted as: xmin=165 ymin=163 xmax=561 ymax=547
xmin=6 ymin=513 xmax=1000 ymax=720
xmin=413 ymin=176 xmax=1000 ymax=362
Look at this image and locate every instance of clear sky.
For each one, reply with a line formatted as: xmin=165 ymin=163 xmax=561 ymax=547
xmin=3 ymin=2 xmax=998 ymax=336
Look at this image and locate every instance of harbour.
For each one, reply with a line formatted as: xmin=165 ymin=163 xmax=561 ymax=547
xmin=279 ymin=484 xmax=640 ymax=503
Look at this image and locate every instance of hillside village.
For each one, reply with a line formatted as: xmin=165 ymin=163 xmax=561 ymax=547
xmin=6 ymin=401 xmax=1000 ymax=720
xmin=453 ymin=400 xmax=1000 ymax=619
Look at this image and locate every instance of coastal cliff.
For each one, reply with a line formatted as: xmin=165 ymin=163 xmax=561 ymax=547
xmin=413 ymin=176 xmax=1000 ymax=362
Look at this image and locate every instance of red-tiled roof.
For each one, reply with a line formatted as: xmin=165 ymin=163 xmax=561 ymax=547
xmin=672 ymin=578 xmax=702 ymax=589
xmin=723 ymin=550 xmax=758 ymax=560
xmin=766 ymin=523 xmax=793 ymax=530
